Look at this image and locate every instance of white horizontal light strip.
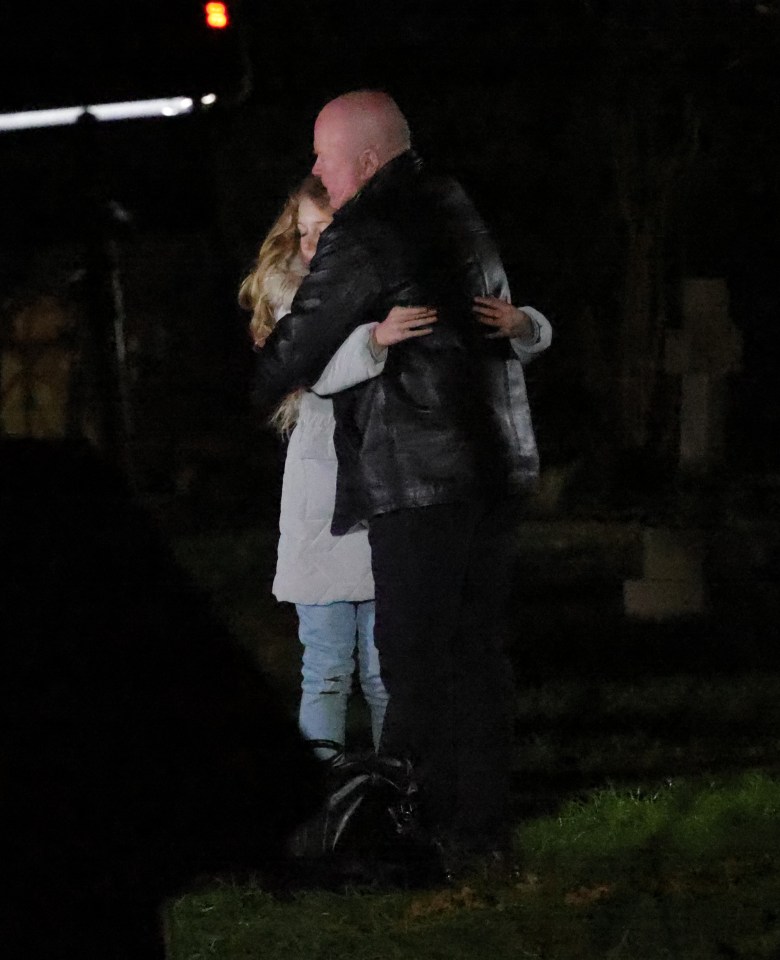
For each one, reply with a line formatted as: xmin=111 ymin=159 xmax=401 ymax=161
xmin=0 ymin=95 xmax=199 ymax=132
xmin=91 ymin=96 xmax=194 ymax=120
xmin=0 ymin=105 xmax=84 ymax=130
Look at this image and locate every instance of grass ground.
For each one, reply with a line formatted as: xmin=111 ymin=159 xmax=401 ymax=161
xmin=166 ymin=768 xmax=780 ymax=960
xmin=165 ymin=523 xmax=780 ymax=960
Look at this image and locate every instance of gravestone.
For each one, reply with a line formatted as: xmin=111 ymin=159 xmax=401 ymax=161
xmin=623 ymin=526 xmax=707 ymax=620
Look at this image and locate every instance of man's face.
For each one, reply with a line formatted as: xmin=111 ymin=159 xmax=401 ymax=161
xmin=312 ymin=109 xmax=365 ymax=211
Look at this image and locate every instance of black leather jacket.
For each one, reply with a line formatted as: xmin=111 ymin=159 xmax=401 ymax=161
xmin=253 ymin=151 xmax=539 ymax=534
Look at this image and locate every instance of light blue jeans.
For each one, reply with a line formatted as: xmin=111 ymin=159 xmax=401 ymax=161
xmin=296 ymin=600 xmax=388 ymax=758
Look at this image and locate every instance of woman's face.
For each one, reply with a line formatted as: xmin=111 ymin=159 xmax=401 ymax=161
xmin=297 ymin=196 xmax=333 ymax=266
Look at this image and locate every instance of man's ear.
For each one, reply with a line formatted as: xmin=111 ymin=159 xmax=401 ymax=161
xmin=359 ymin=149 xmax=380 ymax=182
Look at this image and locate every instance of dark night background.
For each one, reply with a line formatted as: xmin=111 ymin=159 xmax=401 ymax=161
xmin=5 ymin=11 xmax=780 ymax=953
xmin=1 ymin=1 xmax=779 ymax=626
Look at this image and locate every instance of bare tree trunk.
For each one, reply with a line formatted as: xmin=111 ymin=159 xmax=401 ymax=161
xmin=612 ymin=91 xmax=700 ymax=453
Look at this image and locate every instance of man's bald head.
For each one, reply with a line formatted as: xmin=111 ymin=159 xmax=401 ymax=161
xmin=326 ymin=91 xmax=411 ymax=162
xmin=312 ymin=90 xmax=411 ymax=210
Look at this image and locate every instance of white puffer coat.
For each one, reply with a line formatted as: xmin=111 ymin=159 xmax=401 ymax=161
xmin=272 ymin=323 xmax=386 ymax=604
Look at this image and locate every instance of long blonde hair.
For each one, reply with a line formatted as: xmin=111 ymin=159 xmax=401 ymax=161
xmin=239 ymin=175 xmax=331 ymax=434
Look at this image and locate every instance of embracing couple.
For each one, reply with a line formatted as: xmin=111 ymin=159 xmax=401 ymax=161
xmin=241 ymin=89 xmax=552 ymax=876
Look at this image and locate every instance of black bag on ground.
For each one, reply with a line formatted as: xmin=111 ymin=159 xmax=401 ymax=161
xmin=288 ymin=742 xmax=444 ymax=888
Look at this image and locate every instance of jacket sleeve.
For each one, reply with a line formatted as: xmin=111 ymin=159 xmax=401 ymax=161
xmin=251 ymin=225 xmax=383 ymax=416
xmin=310 ymin=323 xmax=386 ymax=397
xmin=510 ymin=305 xmax=553 ymax=363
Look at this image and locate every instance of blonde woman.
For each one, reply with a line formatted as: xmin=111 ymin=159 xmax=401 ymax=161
xmin=240 ymin=175 xmax=436 ymax=759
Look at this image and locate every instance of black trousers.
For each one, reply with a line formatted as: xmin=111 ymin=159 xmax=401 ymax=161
xmin=368 ymin=498 xmax=519 ymax=848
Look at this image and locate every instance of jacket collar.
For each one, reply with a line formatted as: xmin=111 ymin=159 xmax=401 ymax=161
xmin=334 ymin=150 xmax=422 ymax=219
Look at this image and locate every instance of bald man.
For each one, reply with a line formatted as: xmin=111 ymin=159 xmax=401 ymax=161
xmin=311 ymin=91 xmax=411 ymax=210
xmin=253 ymin=90 xmax=543 ymax=880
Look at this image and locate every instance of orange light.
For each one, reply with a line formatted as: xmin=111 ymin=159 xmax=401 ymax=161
xmin=204 ymin=2 xmax=229 ymax=29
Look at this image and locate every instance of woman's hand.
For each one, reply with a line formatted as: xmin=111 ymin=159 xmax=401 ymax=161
xmin=473 ymin=296 xmax=532 ymax=339
xmin=372 ymin=306 xmax=438 ymax=348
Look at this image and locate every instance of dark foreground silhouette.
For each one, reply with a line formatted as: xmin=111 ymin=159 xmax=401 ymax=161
xmin=1 ymin=438 xmax=323 ymax=959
